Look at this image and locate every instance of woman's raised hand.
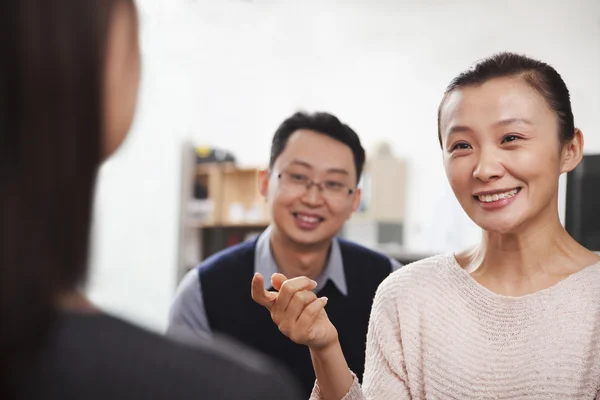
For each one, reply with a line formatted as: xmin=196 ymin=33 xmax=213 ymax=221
xmin=251 ymin=272 xmax=338 ymax=350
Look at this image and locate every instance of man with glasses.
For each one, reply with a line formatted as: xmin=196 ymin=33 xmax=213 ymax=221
xmin=167 ymin=111 xmax=401 ymax=396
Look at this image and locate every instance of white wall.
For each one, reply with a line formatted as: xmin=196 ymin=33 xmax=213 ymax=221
xmin=86 ymin=0 xmax=600 ymax=332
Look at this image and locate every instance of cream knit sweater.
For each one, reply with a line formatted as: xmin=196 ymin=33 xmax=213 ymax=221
xmin=311 ymin=254 xmax=600 ymax=399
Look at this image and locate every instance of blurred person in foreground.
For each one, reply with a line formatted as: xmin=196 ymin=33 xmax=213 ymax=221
xmin=0 ymin=1 xmax=302 ymax=399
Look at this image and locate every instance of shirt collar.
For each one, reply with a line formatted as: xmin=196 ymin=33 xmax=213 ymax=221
xmin=254 ymin=225 xmax=348 ymax=296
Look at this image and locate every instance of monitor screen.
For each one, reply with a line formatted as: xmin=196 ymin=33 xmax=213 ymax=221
xmin=565 ymin=154 xmax=600 ymax=251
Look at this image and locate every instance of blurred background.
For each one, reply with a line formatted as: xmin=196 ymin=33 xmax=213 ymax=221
xmin=85 ymin=0 xmax=600 ymax=332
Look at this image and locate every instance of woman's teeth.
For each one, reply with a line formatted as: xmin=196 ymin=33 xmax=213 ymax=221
xmin=478 ymin=188 xmax=519 ymax=203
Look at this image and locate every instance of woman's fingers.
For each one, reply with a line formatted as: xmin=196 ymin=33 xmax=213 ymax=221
xmin=271 ymin=273 xmax=287 ymax=291
xmin=281 ymin=296 xmax=329 ymax=344
xmin=251 ymin=272 xmax=333 ymax=346
xmin=251 ymin=273 xmax=278 ymax=310
xmin=252 ymin=273 xmax=317 ymax=315
xmin=272 ymin=276 xmax=317 ymax=317
xmin=296 ymin=297 xmax=329 ymax=340
xmin=282 ymin=290 xmax=318 ymax=324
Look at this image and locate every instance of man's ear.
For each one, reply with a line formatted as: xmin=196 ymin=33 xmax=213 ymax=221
xmin=561 ymin=129 xmax=584 ymax=174
xmin=258 ymin=169 xmax=270 ymax=198
xmin=350 ymin=188 xmax=362 ymax=215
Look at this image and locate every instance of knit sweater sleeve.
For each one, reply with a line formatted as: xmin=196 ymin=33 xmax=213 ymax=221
xmin=310 ymin=274 xmax=410 ymax=400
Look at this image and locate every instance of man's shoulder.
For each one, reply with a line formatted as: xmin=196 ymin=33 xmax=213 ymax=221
xmin=337 ymin=238 xmax=393 ymax=267
xmin=198 ymin=239 xmax=257 ymax=275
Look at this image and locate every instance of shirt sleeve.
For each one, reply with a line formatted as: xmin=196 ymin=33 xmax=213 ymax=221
xmin=166 ymin=268 xmax=212 ymax=345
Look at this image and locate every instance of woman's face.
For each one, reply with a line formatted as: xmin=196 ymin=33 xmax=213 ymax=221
xmin=439 ymin=75 xmax=581 ymax=234
xmin=103 ymin=1 xmax=140 ymax=158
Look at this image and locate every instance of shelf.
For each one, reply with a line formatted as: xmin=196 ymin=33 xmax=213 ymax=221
xmin=192 ymin=164 xmax=267 ymax=226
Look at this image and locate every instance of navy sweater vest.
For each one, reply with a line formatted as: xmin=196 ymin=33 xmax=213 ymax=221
xmin=199 ymin=238 xmax=392 ymax=397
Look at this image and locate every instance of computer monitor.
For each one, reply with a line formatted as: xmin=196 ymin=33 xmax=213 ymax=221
xmin=565 ymin=154 xmax=600 ymax=251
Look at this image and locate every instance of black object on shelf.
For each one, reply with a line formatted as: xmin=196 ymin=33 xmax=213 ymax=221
xmin=194 ymin=183 xmax=208 ymax=200
xmin=565 ymin=154 xmax=600 ymax=251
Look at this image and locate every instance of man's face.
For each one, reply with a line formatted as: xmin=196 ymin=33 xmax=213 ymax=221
xmin=260 ymin=129 xmax=361 ymax=247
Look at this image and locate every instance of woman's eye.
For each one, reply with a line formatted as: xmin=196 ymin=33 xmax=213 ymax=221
xmin=502 ymin=135 xmax=521 ymax=144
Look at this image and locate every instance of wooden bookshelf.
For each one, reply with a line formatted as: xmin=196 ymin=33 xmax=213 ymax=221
xmin=177 ymin=144 xmax=271 ymax=282
xmin=193 ymin=164 xmax=269 ymax=226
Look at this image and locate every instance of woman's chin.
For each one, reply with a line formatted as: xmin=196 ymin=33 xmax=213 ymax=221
xmin=473 ymin=216 xmax=523 ymax=235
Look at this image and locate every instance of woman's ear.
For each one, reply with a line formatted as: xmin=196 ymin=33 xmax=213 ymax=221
xmin=258 ymin=169 xmax=270 ymax=198
xmin=561 ymin=129 xmax=584 ymax=174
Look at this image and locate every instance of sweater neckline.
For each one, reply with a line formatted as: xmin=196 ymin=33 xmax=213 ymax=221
xmin=444 ymin=252 xmax=600 ymax=302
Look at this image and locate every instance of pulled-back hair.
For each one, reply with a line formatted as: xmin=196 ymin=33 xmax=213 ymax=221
xmin=437 ymin=52 xmax=575 ymax=147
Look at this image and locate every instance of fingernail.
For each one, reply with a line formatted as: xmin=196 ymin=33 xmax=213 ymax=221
xmin=322 ymin=297 xmax=328 ymax=303
xmin=311 ymin=280 xmax=317 ymax=286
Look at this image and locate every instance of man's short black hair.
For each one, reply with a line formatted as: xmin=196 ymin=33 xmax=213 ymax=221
xmin=269 ymin=111 xmax=366 ymax=183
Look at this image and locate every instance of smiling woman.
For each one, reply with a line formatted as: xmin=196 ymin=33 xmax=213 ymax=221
xmin=252 ymin=52 xmax=600 ymax=400
xmin=442 ymin=89 xmax=565 ymax=234
xmin=434 ymin=53 xmax=600 ymax=292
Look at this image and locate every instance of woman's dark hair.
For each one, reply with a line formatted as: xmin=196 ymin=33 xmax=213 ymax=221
xmin=437 ymin=52 xmax=575 ymax=147
xmin=0 ymin=0 xmax=132 ymax=393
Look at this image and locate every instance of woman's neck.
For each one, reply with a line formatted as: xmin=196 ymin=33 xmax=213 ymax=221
xmin=458 ymin=212 xmax=599 ymax=296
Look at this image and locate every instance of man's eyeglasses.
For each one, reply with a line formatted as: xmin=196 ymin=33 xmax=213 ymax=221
xmin=277 ymin=171 xmax=356 ymax=200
